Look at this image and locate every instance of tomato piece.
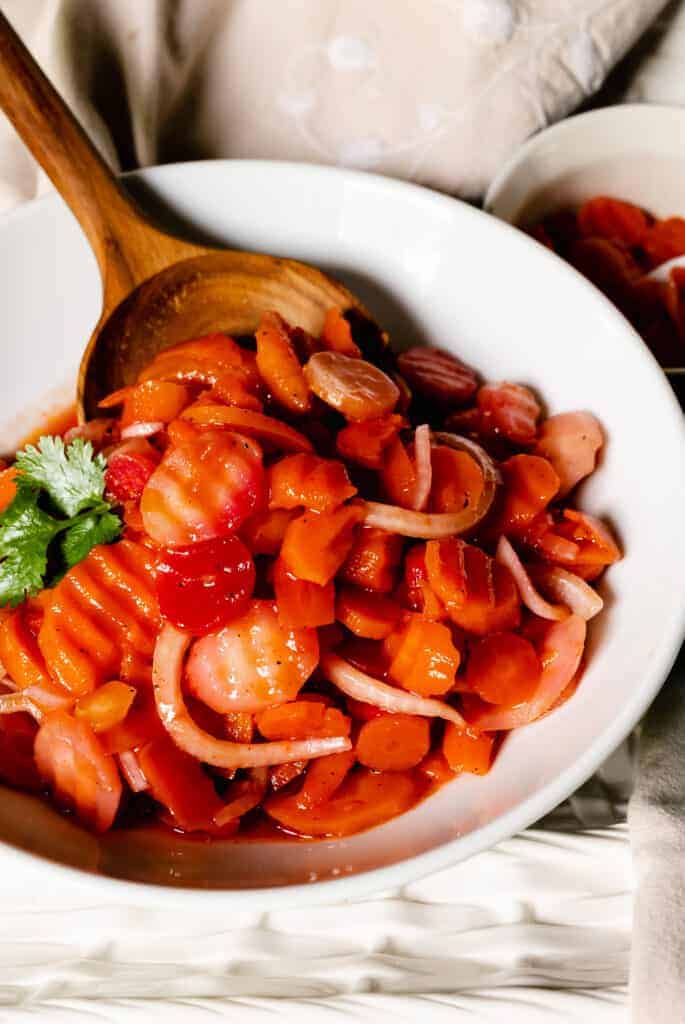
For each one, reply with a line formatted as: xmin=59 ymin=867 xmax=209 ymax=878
xmin=265 ymin=766 xmax=420 ymax=837
xmin=105 ymin=439 xmax=160 ymax=502
xmin=336 ymin=414 xmax=405 ymax=469
xmin=75 ymin=681 xmax=137 ymax=732
xmin=476 ymin=383 xmax=540 ymax=444
xmin=137 ymin=735 xmax=224 ymax=832
xmin=34 ymin=710 xmax=122 ymax=832
xmin=356 ymin=713 xmax=430 ymax=771
xmin=256 ymin=311 xmax=311 ymax=414
xmin=397 ymin=347 xmax=478 ymax=405
xmin=429 ymin=446 xmax=484 ymax=514
xmin=304 ymin=352 xmax=400 ymax=421
xmin=643 ymin=217 xmax=685 ymax=268
xmin=577 ymin=197 xmax=649 ymax=247
xmin=256 ymin=701 xmax=350 ymax=740
xmin=185 ymin=599 xmax=319 ymax=713
xmin=321 ymin=307 xmax=361 ymax=356
xmin=465 ymin=632 xmax=541 ymax=706
xmin=280 ymin=505 xmax=364 ymax=586
xmin=442 ymin=723 xmax=495 ymax=775
xmin=156 ymin=536 xmax=256 ymax=635
xmin=141 ymin=429 xmax=264 ymax=546
xmin=268 ymin=453 xmax=356 ymax=513
xmin=273 ymin=557 xmax=335 ymax=630
xmin=335 ymin=586 xmax=402 ymax=639
xmin=387 ymin=616 xmax=460 ymax=696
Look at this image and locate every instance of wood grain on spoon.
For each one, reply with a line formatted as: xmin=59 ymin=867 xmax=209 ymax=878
xmin=0 ymin=11 xmax=365 ymax=420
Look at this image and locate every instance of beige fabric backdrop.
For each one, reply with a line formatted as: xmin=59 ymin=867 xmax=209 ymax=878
xmin=0 ymin=0 xmax=670 ymax=208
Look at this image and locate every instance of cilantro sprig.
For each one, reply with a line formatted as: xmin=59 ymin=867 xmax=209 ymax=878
xmin=0 ymin=436 xmax=122 ymax=607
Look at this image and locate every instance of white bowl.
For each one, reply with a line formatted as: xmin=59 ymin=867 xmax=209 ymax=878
xmin=484 ymin=104 xmax=685 ymax=224
xmin=0 ymin=160 xmax=684 ymax=908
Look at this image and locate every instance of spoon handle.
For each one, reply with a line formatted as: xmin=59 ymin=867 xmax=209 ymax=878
xmin=0 ymin=12 xmax=181 ymax=308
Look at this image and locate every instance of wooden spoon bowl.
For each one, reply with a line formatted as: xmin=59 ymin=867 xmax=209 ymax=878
xmin=0 ymin=12 xmax=365 ymax=421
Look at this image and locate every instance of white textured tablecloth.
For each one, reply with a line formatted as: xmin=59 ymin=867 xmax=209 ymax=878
xmin=1 ymin=1 xmax=685 ymax=1020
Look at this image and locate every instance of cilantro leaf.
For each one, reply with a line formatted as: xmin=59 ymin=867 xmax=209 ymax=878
xmin=60 ymin=511 xmax=121 ymax=570
xmin=0 ymin=435 xmax=123 ymax=606
xmin=0 ymin=489 xmax=60 ymax=606
xmin=16 ymin=436 xmax=107 ymax=517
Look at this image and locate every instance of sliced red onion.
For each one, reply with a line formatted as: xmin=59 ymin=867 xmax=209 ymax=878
xmin=152 ymin=623 xmax=350 ymax=768
xmin=64 ymin=418 xmax=118 ymax=447
xmin=496 ymin=536 xmax=567 ymax=621
xmin=213 ymin=767 xmax=269 ymax=827
xmin=117 ymin=751 xmax=148 ymax=792
xmin=120 ymin=421 xmax=165 ymax=440
xmin=322 ymin=652 xmax=465 ymax=727
xmin=410 ymin=424 xmax=432 ymax=512
xmin=530 ymin=564 xmax=604 ymax=620
xmin=360 ymin=432 xmax=498 ymax=539
xmin=0 ymin=691 xmax=43 ymax=720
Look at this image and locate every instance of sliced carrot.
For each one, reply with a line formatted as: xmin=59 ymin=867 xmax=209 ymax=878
xmin=445 ymin=545 xmax=520 ymax=636
xmin=255 ymin=701 xmax=350 ymax=741
xmin=99 ymin=687 xmax=165 ymax=754
xmin=443 ymin=722 xmax=495 ymax=775
xmin=387 ymin=616 xmax=460 ymax=696
xmin=465 ymin=632 xmax=541 ymax=707
xmin=346 ymin=696 xmax=385 ymax=722
xmin=206 ymin=369 xmax=263 ymax=411
xmin=321 ymin=307 xmax=361 ymax=356
xmin=75 ymin=681 xmax=136 ymax=733
xmin=273 ymin=557 xmax=336 ymax=629
xmin=224 ymin=710 xmax=254 ymax=743
xmin=336 ymin=414 xmax=405 ymax=469
xmin=553 ymin=509 xmax=621 ymax=569
xmin=281 ymin=505 xmax=364 ymax=585
xmin=402 ymin=544 xmax=444 ymax=619
xmin=380 ymin=435 xmax=416 ymax=508
xmin=0 ymin=467 xmax=17 ymax=513
xmin=497 ymin=454 xmax=560 ymax=535
xmin=296 ymin=749 xmax=357 ymax=807
xmin=643 ymin=216 xmax=685 ymax=267
xmin=356 ymin=713 xmax=430 ymax=771
xmin=0 ymin=609 xmax=71 ymax=711
xmin=270 ymin=760 xmax=307 ymax=791
xmin=577 ymin=197 xmax=649 ymax=247
xmin=425 ymin=538 xmax=466 ymax=613
xmin=256 ymin=311 xmax=311 ymax=414
xmin=241 ymin=507 xmax=296 ymax=555
xmin=417 ymin=748 xmax=454 ymax=786
xmin=181 ymin=404 xmax=313 ymax=452
xmin=103 ymin=381 xmax=191 ymax=426
xmin=340 ymin=526 xmax=404 ymax=593
xmin=429 ymin=446 xmax=484 ymax=514
xmin=138 ymin=333 xmax=259 ymax=389
xmin=265 ymin=766 xmax=420 ymax=837
xmin=335 ymin=585 xmax=401 ymax=639
xmin=268 ymin=453 xmax=356 ymax=512
xmin=137 ymin=735 xmax=224 ymax=832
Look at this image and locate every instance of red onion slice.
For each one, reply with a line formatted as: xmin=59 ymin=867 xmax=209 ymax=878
xmin=121 ymin=421 xmax=165 ymax=440
xmin=152 ymin=623 xmax=350 ymax=768
xmin=0 ymin=692 xmax=43 ymax=720
xmin=529 ymin=564 xmax=604 ymax=620
xmin=213 ymin=767 xmax=269 ymax=827
xmin=117 ymin=751 xmax=148 ymax=792
xmin=322 ymin=652 xmax=466 ymax=727
xmin=410 ymin=424 xmax=432 ymax=512
xmin=496 ymin=536 xmax=567 ymax=621
xmin=360 ymin=433 xmax=498 ymax=539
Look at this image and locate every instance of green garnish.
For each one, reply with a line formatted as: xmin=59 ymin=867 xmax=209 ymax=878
xmin=0 ymin=436 xmax=122 ymax=607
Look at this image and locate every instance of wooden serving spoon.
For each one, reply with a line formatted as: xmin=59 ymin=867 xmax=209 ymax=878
xmin=0 ymin=12 xmax=366 ymax=421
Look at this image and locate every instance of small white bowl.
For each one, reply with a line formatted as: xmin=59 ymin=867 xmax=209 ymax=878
xmin=485 ymin=104 xmax=685 ymax=225
xmin=0 ymin=160 xmax=684 ymax=907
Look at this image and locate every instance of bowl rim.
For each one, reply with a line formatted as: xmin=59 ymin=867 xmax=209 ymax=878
xmin=483 ymin=102 xmax=685 ymax=219
xmin=1 ymin=156 xmax=684 ymax=908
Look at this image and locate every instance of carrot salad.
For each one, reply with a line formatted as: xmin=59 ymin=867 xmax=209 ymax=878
xmin=0 ymin=309 xmax=620 ymax=838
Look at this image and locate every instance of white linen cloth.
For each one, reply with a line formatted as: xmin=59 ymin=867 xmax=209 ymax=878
xmin=0 ymin=1 xmax=683 ymax=1021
